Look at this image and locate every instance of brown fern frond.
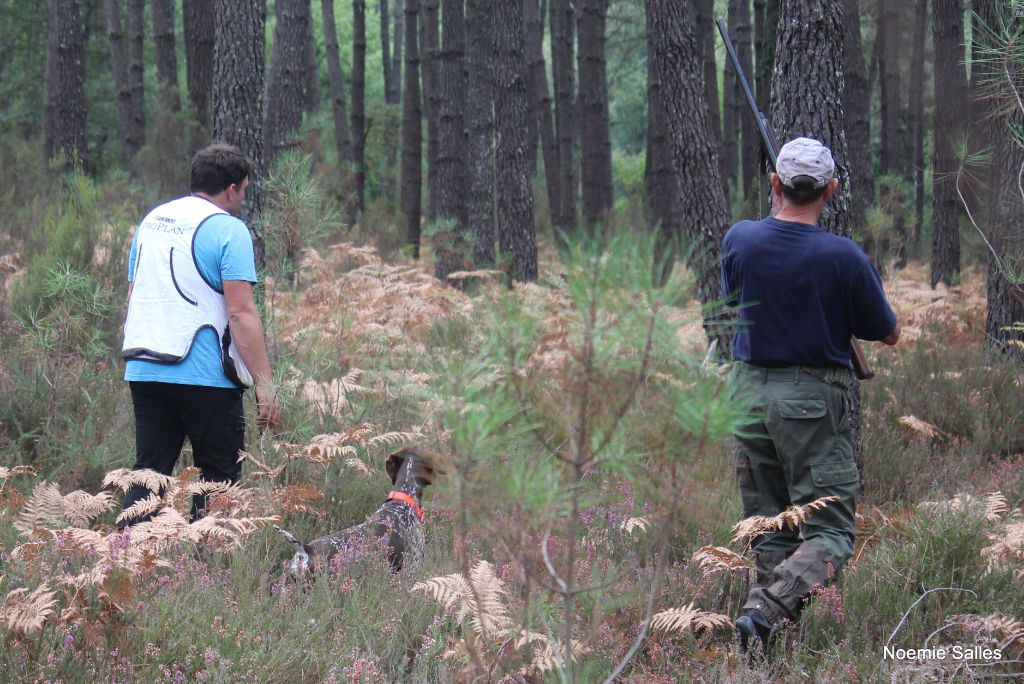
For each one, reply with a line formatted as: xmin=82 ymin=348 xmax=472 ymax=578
xmin=116 ymin=493 xmax=164 ymax=524
xmin=412 ymin=573 xmax=472 ymax=611
xmin=982 ymin=521 xmax=1024 ymax=572
xmin=274 ymin=484 xmax=325 ymax=516
xmin=515 ymin=630 xmax=591 ymax=674
xmin=102 ymin=468 xmax=175 ymax=494
xmin=920 ymin=492 xmax=1009 ymax=522
xmin=652 ymin=602 xmax=733 ymax=634
xmin=366 ymin=431 xmax=422 ymax=450
xmin=464 ymin=561 xmax=512 ymax=636
xmin=0 ymin=466 xmax=35 ymax=485
xmin=62 ymin=490 xmax=115 ymax=527
xmin=15 ymin=482 xmax=66 ymax=534
xmin=0 ymin=583 xmax=58 ymax=635
xmin=897 ymin=415 xmax=944 ymax=440
xmin=692 ymin=546 xmax=752 ymax=576
xmin=950 ymin=613 xmax=1024 ymax=640
xmin=343 ymin=458 xmax=374 ymax=477
xmin=731 ymin=496 xmax=841 ymax=545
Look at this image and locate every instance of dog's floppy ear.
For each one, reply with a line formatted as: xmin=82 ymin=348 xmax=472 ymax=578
xmin=386 ymin=449 xmax=407 ymax=485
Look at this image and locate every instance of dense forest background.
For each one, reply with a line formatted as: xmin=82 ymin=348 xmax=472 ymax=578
xmin=1 ymin=1 xmax=1023 ymax=682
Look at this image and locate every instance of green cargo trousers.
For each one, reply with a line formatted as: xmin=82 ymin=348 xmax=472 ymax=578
xmin=732 ymin=363 xmax=859 ymax=625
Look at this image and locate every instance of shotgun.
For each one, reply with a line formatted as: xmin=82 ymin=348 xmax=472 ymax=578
xmin=716 ymin=18 xmax=874 ymax=381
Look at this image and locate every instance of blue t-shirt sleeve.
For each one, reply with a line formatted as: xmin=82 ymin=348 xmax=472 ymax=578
xmin=128 ymin=229 xmax=139 ymax=283
xmin=194 ymin=214 xmax=258 ymax=288
xmin=849 ymin=259 xmax=898 ymax=341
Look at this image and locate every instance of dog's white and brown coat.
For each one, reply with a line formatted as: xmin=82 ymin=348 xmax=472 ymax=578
xmin=278 ymin=447 xmax=437 ymax=574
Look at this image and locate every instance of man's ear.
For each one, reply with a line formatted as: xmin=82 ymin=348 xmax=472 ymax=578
xmin=386 ymin=450 xmax=407 ymax=485
xmin=822 ymin=177 xmax=839 ymax=202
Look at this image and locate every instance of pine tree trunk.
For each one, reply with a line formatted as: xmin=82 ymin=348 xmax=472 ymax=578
xmin=352 ymin=0 xmax=368 ymax=217
xmin=401 ymin=0 xmax=422 ymax=257
xmin=695 ymin=0 xmax=720 ymax=151
xmin=985 ymin=117 xmax=1024 ymax=361
xmin=106 ymin=0 xmax=139 ymax=164
xmin=127 ymin=0 xmax=146 ymax=151
xmin=645 ymin=0 xmax=730 ymax=348
xmin=213 ymin=0 xmax=266 ymax=262
xmin=909 ymin=0 xmax=926 ymax=249
xmin=494 ymin=0 xmax=538 ymax=282
xmin=877 ymin=0 xmax=902 ymax=176
xmin=735 ymin=0 xmax=758 ymax=211
xmin=264 ymin=0 xmax=311 ymax=167
xmin=721 ymin=0 xmax=739 ymax=197
xmin=523 ymin=0 xmax=541 ymax=176
xmin=303 ymin=15 xmax=321 ymax=112
xmin=550 ymin=0 xmax=577 ymax=234
xmin=644 ymin=24 xmax=682 ymax=285
xmin=434 ymin=0 xmax=469 ymax=280
xmin=526 ymin=0 xmax=558 ymax=217
xmin=152 ymin=0 xmax=180 ymax=111
xmin=843 ymin=0 xmax=871 ymax=234
xmin=183 ymin=0 xmax=214 ymax=134
xmin=392 ymin=0 xmax=404 ymax=104
xmin=465 ymin=0 xmax=496 ymax=267
xmin=48 ymin=0 xmax=88 ymax=168
xmin=420 ymin=0 xmax=440 ymax=220
xmin=44 ymin=0 xmax=58 ymax=162
xmin=770 ymin=0 xmax=863 ymax=472
xmin=931 ymin=0 xmax=967 ymax=288
xmin=577 ymin=0 xmax=613 ymax=231
xmin=755 ymin=0 xmax=778 ymax=112
xmin=322 ymin=0 xmax=353 ymax=170
xmin=381 ymin=0 xmax=397 ymax=104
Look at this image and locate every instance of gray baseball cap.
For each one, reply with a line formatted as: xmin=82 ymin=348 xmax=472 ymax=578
xmin=776 ymin=137 xmax=835 ymax=188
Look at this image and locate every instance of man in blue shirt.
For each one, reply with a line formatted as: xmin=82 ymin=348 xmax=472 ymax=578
xmin=721 ymin=138 xmax=900 ymax=652
xmin=120 ymin=144 xmax=280 ymax=522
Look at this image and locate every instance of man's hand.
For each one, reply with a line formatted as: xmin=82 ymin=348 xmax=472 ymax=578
xmin=255 ymin=384 xmax=282 ymax=429
xmin=881 ymin=321 xmax=902 ymax=346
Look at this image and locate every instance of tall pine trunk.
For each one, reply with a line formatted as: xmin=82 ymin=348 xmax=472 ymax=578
xmin=550 ymin=0 xmax=577 ymax=235
xmin=322 ymin=0 xmax=353 ymax=171
xmin=526 ymin=0 xmax=559 ymax=223
xmin=213 ymin=0 xmax=266 ymax=262
xmin=303 ymin=17 xmax=321 ymax=112
xmin=695 ymin=0 xmax=719 ymax=152
xmin=931 ymin=0 xmax=967 ymax=288
xmin=877 ymin=0 xmax=902 ymax=175
xmin=577 ymin=0 xmax=613 ymax=231
xmin=106 ymin=0 xmax=139 ymax=164
xmin=843 ymin=0 xmax=871 ymax=234
xmin=392 ymin=0 xmax=404 ymax=104
xmin=152 ymin=0 xmax=180 ymax=112
xmin=735 ymin=0 xmax=758 ymax=211
xmin=909 ymin=0 xmax=927 ymax=249
xmin=434 ymin=0 xmax=469 ymax=280
xmin=420 ymin=0 xmax=440 ymax=220
xmin=264 ymin=0 xmax=311 ymax=167
xmin=127 ymin=0 xmax=146 ymax=152
xmin=46 ymin=0 xmax=87 ymax=168
xmin=494 ymin=0 xmax=538 ymax=281
xmin=352 ymin=0 xmax=368 ymax=218
xmin=183 ymin=0 xmax=214 ymax=134
xmin=401 ymin=0 xmax=422 ymax=257
xmin=721 ymin=0 xmax=740 ymax=199
xmin=465 ymin=0 xmax=496 ymax=267
xmin=645 ymin=0 xmax=730 ymax=348
xmin=381 ymin=0 xmax=397 ymax=104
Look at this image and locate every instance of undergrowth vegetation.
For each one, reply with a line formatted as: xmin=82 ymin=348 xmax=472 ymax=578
xmin=1 ymin=151 xmax=1023 ymax=682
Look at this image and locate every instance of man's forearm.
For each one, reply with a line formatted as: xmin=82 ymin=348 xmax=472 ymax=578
xmin=228 ymin=310 xmax=274 ymax=391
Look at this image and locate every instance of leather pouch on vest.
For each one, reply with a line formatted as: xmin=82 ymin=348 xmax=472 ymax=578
xmin=221 ymin=327 xmax=254 ymax=389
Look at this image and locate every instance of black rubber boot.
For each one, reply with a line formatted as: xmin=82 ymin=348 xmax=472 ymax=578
xmin=736 ymin=608 xmax=773 ymax=654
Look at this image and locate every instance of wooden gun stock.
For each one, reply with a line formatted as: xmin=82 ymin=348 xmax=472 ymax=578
xmin=717 ymin=18 xmax=874 ymax=381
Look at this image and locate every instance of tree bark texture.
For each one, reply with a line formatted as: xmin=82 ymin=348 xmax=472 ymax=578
xmin=986 ymin=122 xmax=1024 ymax=359
xmin=550 ymin=0 xmax=577 ymax=234
xmin=931 ymin=0 xmax=967 ymax=288
xmin=183 ymin=0 xmax=214 ymax=133
xmin=420 ymin=0 xmax=440 ymax=220
xmin=909 ymin=0 xmax=926 ymax=247
xmin=264 ymin=0 xmax=311 ymax=167
xmin=695 ymin=0 xmax=720 ymax=151
xmin=352 ymin=0 xmax=368 ymax=217
xmin=770 ymin=0 xmax=851 ymax=239
xmin=152 ymin=0 xmax=180 ymax=111
xmin=48 ymin=0 xmax=88 ymax=167
xmin=401 ymin=0 xmax=422 ymax=257
xmin=465 ymin=0 xmax=496 ymax=267
xmin=44 ymin=0 xmax=59 ymax=162
xmin=213 ymin=0 xmax=266 ymax=256
xmin=755 ymin=0 xmax=778 ymax=113
xmin=303 ymin=15 xmax=322 ymax=112
xmin=106 ymin=0 xmax=140 ymax=164
xmin=526 ymin=0 xmax=559 ymax=220
xmin=434 ymin=0 xmax=469 ymax=280
xmin=494 ymin=0 xmax=538 ymax=282
xmin=322 ymin=0 xmax=353 ymax=170
xmin=877 ymin=0 xmax=902 ymax=175
xmin=577 ymin=0 xmax=613 ymax=230
xmin=392 ymin=0 xmax=404 ymax=105
xmin=721 ymin=0 xmax=740 ymax=195
xmin=381 ymin=0 xmax=397 ymax=104
xmin=842 ymin=0 xmax=872 ymax=233
xmin=644 ymin=24 xmax=682 ymax=285
xmin=127 ymin=0 xmax=146 ymax=151
xmin=645 ymin=0 xmax=730 ymax=347
xmin=735 ymin=0 xmax=758 ymax=210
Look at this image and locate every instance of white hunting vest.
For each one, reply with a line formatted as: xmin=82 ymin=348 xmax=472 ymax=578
xmin=121 ymin=195 xmax=253 ymax=388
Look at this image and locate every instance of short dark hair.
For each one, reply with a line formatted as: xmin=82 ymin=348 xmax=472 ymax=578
xmin=190 ymin=144 xmax=254 ymax=195
xmin=780 ymin=175 xmax=829 ymax=205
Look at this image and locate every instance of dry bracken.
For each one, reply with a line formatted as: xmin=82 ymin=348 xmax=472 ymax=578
xmin=692 ymin=545 xmax=752 ymax=576
xmin=651 ymin=602 xmax=733 ymax=635
xmin=731 ymin=496 xmax=841 ymax=546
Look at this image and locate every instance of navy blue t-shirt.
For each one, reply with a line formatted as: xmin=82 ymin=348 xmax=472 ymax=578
xmin=721 ymin=216 xmax=897 ymax=368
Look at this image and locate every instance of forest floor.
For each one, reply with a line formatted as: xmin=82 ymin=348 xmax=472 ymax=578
xmin=1 ymin=233 xmax=1022 ymax=682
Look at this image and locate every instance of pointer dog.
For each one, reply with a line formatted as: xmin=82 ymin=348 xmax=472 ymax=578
xmin=278 ymin=447 xmax=438 ymax=575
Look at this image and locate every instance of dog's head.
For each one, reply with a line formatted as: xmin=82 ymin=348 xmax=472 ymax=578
xmin=386 ymin=447 xmax=441 ymax=488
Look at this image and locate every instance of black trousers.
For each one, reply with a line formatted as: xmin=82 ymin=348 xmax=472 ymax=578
xmin=122 ymin=381 xmax=245 ymax=524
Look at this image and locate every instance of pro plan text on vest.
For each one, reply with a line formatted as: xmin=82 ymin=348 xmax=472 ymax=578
xmin=122 ymin=196 xmax=253 ymax=388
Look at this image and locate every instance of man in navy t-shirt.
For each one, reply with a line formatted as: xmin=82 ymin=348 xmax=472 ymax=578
xmin=721 ymin=137 xmax=900 ymax=652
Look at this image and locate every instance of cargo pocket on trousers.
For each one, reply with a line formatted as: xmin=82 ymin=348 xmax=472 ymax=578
xmin=810 ymin=461 xmax=859 ymax=489
xmin=775 ymin=399 xmax=827 ymax=456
